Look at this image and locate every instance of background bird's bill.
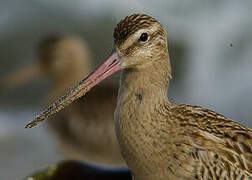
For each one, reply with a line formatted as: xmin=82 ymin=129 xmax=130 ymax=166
xmin=1 ymin=63 xmax=41 ymax=92
xmin=25 ymin=49 xmax=122 ymax=128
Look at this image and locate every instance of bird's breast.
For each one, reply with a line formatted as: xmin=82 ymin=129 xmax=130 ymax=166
xmin=114 ymin=90 xmax=171 ymax=176
xmin=114 ymin=90 xmax=201 ymax=178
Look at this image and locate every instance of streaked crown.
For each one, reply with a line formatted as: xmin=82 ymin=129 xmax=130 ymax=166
xmin=114 ymin=14 xmax=164 ymax=46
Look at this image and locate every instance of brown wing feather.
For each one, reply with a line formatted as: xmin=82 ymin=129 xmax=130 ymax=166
xmin=171 ymin=104 xmax=252 ymax=179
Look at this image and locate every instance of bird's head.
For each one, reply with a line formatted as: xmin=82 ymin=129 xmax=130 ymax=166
xmin=25 ymin=14 xmax=170 ymax=128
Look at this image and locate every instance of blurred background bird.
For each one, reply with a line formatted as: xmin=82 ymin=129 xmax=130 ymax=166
xmin=1 ymin=34 xmax=125 ymax=165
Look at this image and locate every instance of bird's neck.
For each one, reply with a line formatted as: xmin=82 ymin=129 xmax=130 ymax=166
xmin=115 ymin=57 xmax=172 ymax=175
xmin=117 ymin=57 xmax=171 ymax=110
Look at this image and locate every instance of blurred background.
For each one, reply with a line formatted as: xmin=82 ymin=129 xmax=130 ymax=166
xmin=0 ymin=0 xmax=251 ymax=179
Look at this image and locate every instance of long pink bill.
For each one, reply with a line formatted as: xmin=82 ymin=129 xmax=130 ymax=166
xmin=25 ymin=49 xmax=122 ymax=128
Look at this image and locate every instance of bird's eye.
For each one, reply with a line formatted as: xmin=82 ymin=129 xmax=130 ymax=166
xmin=139 ymin=33 xmax=148 ymax=42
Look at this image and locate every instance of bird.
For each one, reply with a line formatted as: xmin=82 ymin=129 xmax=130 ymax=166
xmin=2 ymin=34 xmax=125 ymax=166
xmin=26 ymin=14 xmax=252 ymax=180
